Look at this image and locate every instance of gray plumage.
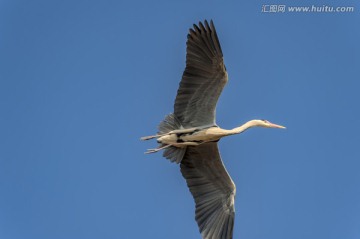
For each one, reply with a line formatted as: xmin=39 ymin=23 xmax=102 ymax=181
xmin=181 ymin=142 xmax=235 ymax=239
xmin=158 ymin=113 xmax=182 ymax=135
xmin=174 ymin=20 xmax=228 ymax=128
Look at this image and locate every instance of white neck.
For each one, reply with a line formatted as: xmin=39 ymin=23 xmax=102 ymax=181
xmin=228 ymin=120 xmax=261 ymax=135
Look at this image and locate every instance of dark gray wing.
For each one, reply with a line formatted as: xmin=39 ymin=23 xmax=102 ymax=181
xmin=174 ymin=20 xmax=228 ymax=128
xmin=180 ymin=142 xmax=236 ymax=239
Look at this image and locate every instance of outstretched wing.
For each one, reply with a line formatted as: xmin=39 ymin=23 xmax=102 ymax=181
xmin=174 ymin=20 xmax=228 ymax=128
xmin=180 ymin=142 xmax=236 ymax=239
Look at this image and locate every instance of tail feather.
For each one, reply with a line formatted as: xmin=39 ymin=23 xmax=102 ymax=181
xmin=158 ymin=113 xmax=182 ymax=134
xmin=163 ymin=146 xmax=186 ymax=164
xmin=158 ymin=113 xmax=186 ymax=164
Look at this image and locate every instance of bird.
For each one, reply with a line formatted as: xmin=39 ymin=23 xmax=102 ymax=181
xmin=141 ymin=20 xmax=285 ymax=239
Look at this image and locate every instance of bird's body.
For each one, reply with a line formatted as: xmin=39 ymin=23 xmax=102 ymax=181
xmin=142 ymin=20 xmax=285 ymax=239
xmin=156 ymin=120 xmax=284 ymax=148
xmin=157 ymin=126 xmax=224 ymax=146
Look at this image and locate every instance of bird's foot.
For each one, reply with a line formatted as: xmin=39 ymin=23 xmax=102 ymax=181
xmin=144 ymin=144 xmax=171 ymax=154
xmin=140 ymin=135 xmax=158 ymax=141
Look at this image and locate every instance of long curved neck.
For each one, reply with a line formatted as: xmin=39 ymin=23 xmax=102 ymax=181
xmin=229 ymin=120 xmax=260 ymax=135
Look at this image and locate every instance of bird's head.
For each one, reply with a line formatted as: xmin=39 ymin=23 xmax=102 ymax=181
xmin=254 ymin=119 xmax=286 ymax=129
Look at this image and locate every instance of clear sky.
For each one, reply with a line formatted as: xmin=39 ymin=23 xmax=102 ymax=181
xmin=1 ymin=0 xmax=359 ymax=239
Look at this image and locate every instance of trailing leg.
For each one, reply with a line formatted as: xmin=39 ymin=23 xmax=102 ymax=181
xmin=145 ymin=144 xmax=171 ymax=154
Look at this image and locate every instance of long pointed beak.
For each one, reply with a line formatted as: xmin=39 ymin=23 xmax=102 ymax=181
xmin=269 ymin=123 xmax=286 ymax=129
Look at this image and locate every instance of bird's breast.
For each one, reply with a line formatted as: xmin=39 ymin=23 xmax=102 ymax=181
xmin=158 ymin=127 xmax=224 ymax=147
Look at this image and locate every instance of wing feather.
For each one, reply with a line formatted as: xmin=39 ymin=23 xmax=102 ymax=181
xmin=180 ymin=142 xmax=236 ymax=239
xmin=174 ymin=20 xmax=228 ymax=128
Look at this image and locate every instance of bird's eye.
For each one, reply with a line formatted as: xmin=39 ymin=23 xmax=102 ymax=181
xmin=262 ymin=119 xmax=268 ymax=123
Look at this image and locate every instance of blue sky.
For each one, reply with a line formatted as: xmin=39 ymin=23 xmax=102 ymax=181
xmin=1 ymin=0 xmax=359 ymax=238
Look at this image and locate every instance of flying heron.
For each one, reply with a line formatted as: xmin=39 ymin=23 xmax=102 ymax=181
xmin=142 ymin=20 xmax=285 ymax=239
